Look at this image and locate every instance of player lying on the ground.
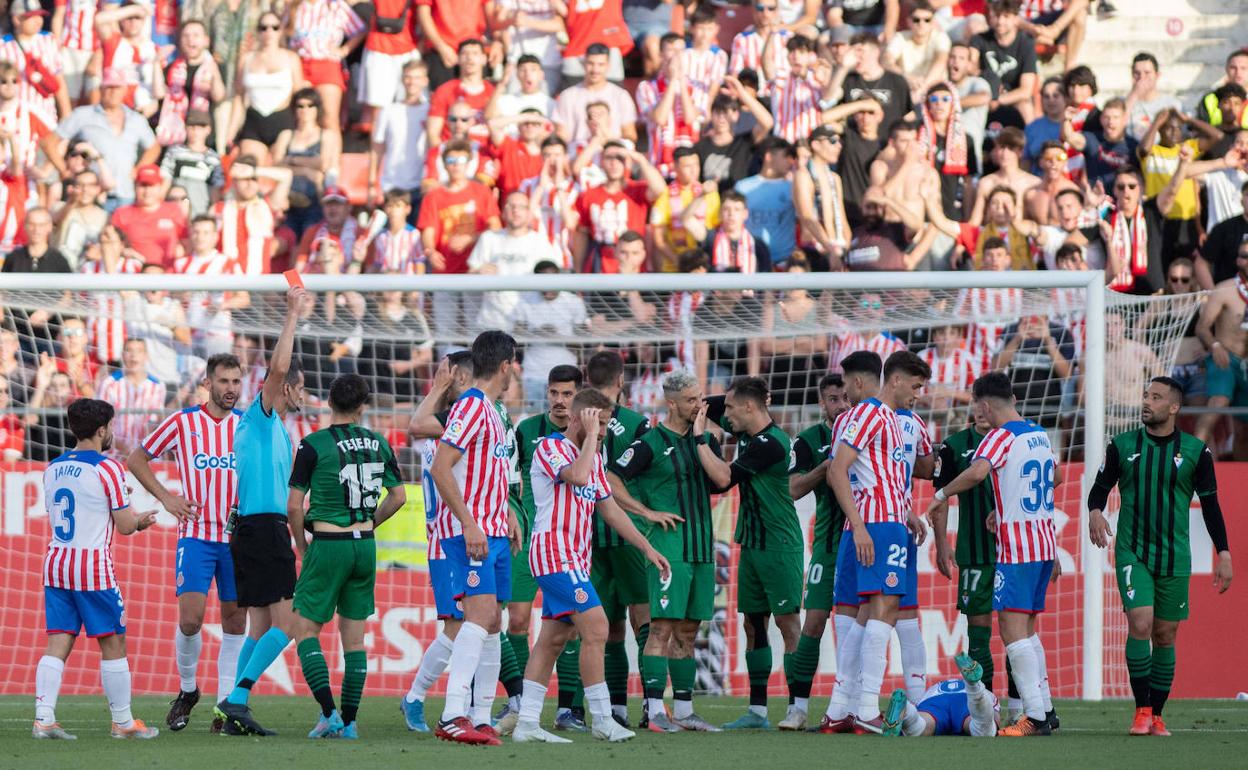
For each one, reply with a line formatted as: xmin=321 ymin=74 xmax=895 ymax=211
xmin=880 ymin=654 xmax=999 ymax=737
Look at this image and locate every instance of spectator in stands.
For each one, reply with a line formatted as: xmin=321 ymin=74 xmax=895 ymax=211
xmin=1172 ymin=129 xmax=1248 ymax=239
xmin=1024 ymin=77 xmax=1067 ymax=169
xmin=288 ymin=0 xmax=365 ymax=134
xmin=1064 ymin=96 xmax=1136 ymax=192
xmin=359 ymin=0 xmax=420 ymax=130
xmin=510 ymin=259 xmax=590 ymax=410
xmin=833 ymin=32 xmax=911 ymax=134
xmin=958 ymin=185 xmax=1035 ymax=269
xmin=553 ymin=43 xmax=639 ymax=146
xmin=1138 ymin=256 xmax=1204 ymax=408
xmin=368 ymin=59 xmax=429 ymax=210
xmin=683 ymin=188 xmax=770 ymax=274
xmin=0 ymin=375 xmax=23 ymax=459
xmin=681 ymin=5 xmax=727 ymax=116
xmin=623 ymin=0 xmax=674 ymax=79
xmin=972 ymin=0 xmax=1037 ymax=125
xmin=519 ymin=135 xmax=578 ymax=270
xmin=93 ymin=3 xmax=161 ymax=118
xmin=573 ymin=141 xmax=665 ymax=273
xmin=159 ymin=110 xmax=223 ymax=217
xmin=96 ymin=337 xmax=166 ymax=455
xmin=994 ymin=311 xmax=1074 ymax=432
xmin=427 ymin=38 xmax=495 ymax=151
xmin=826 ymin=0 xmax=899 ymax=41
xmin=155 ymin=20 xmax=225 ymax=147
xmin=124 ymin=265 xmax=190 ymax=386
xmin=51 ymin=316 xmax=97 ymax=397
xmin=693 ymin=78 xmax=774 ymax=189
xmin=845 ymin=187 xmax=912 ymax=271
xmin=559 ymin=0 xmax=631 ymax=88
xmin=763 ymin=35 xmax=831 ymax=145
xmin=361 ymin=287 xmax=433 ymax=402
xmin=56 ymin=68 xmax=159 ymax=210
xmin=736 ymin=137 xmax=797 ymax=271
xmin=489 ymin=109 xmax=550 ymax=199
xmin=1027 ymin=140 xmax=1078 ymax=223
xmin=229 ymin=10 xmax=304 ymax=165
xmin=1125 ymin=51 xmax=1181 ymax=142
xmin=1017 ymin=0 xmax=1088 ymax=72
xmin=585 ymin=229 xmax=660 ymax=335
xmin=916 ymin=82 xmax=975 ymax=222
xmin=416 ymin=0 xmax=492 ymax=90
xmin=1100 ymin=166 xmax=1171 ymax=295
xmin=650 ymin=148 xmax=716 ymax=273
xmin=1196 ymin=49 xmax=1248 ymax=132
xmin=274 ymin=88 xmax=340 ymax=236
xmin=1139 ymin=111 xmax=1223 ymax=264
xmin=918 ymin=323 xmax=977 ymax=425
xmin=636 ymin=32 xmax=700 ymax=179
xmin=24 ymin=354 xmax=74 ymax=461
xmin=1036 ymin=186 xmax=1104 ymax=270
xmin=884 ymin=1 xmax=951 ymax=103
xmin=110 ymin=164 xmax=188 ymax=269
xmin=969 ymin=127 xmax=1037 ymax=223
xmin=3 ymin=0 xmax=71 ymax=124
xmin=945 ymin=42 xmax=990 ymax=172
xmin=468 ymin=190 xmax=561 ymax=329
xmin=794 ymin=123 xmax=851 ymax=266
xmin=0 ymin=327 xmax=32 ymax=405
xmin=2 ymin=206 xmax=70 ymax=274
xmin=729 ymin=0 xmax=792 ymax=82
xmin=1199 ymin=177 xmax=1248 ymax=289
xmin=487 ymin=54 xmax=558 ymax=124
xmin=297 ymin=186 xmax=360 ymax=270
xmin=493 ymin=7 xmax=561 ymax=96
xmin=57 ymin=139 xmax=113 ymax=204
xmin=213 ymin=155 xmax=290 ymax=276
xmin=831 ymin=95 xmax=887 ymax=222
xmin=53 ymin=0 xmax=100 ymax=106
xmin=422 ymin=98 xmax=496 ymax=192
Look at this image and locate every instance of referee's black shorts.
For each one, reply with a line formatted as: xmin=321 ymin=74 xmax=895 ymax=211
xmin=230 ymin=514 xmax=297 ymax=608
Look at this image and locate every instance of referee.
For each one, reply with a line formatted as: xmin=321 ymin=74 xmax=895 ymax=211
xmin=1088 ymin=376 xmax=1233 ymax=738
xmin=214 ymin=287 xmax=311 ymax=735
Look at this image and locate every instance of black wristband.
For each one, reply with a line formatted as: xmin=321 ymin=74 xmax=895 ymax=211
xmin=695 ymin=434 xmax=708 ymax=446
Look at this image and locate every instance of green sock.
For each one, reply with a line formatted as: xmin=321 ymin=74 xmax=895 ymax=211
xmin=557 ymin=639 xmax=582 ymax=709
xmin=636 ymin=623 xmax=650 ymax=660
xmin=745 ymin=647 xmax=772 ymax=707
xmin=498 ymin=633 xmax=522 ymax=697
xmin=1149 ymin=644 xmax=1175 ymax=716
xmin=511 ymin=632 xmax=530 ymax=679
xmin=967 ymin=624 xmax=994 ymax=688
xmin=641 ymin=654 xmax=668 ymax=699
xmin=1126 ymin=636 xmax=1152 ymax=709
xmin=604 ymin=640 xmax=629 ymax=705
xmin=668 ymin=656 xmax=696 ymax=701
xmin=297 ymin=638 xmax=336 ymax=718
xmin=790 ymin=634 xmax=820 ymax=700
xmin=784 ymin=652 xmax=796 ymax=698
xmin=340 ymin=650 xmax=366 ymax=725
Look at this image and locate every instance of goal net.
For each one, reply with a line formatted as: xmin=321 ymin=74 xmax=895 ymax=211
xmin=0 ymin=272 xmax=1200 ymax=702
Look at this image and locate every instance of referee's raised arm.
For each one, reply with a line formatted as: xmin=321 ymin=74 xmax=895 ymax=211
xmin=260 ymin=286 xmax=310 ymax=414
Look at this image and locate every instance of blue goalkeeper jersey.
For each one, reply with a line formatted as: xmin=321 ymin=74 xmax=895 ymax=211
xmin=234 ymin=395 xmax=293 ymax=516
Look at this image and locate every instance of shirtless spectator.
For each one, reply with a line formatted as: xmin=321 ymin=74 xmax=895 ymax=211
xmin=1195 ymin=240 xmax=1248 ymax=454
xmin=1027 ymin=140 xmax=1080 ymax=225
xmin=870 ymin=120 xmax=934 ymax=226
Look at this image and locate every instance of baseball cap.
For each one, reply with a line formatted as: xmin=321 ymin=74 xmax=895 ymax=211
xmin=810 ymin=124 xmax=840 ymax=143
xmin=321 ymin=185 xmax=348 ymax=203
xmin=185 ymin=110 xmax=211 ymax=127
xmin=134 ymin=164 xmax=163 ymax=187
xmin=828 ymin=25 xmax=853 ymax=45
xmin=100 ymin=68 xmax=128 ymax=88
xmin=11 ymin=0 xmax=49 ymax=17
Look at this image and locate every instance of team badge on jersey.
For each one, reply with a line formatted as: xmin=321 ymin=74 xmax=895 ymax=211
xmin=1173 ymin=453 xmax=1183 ymax=468
xmin=466 ymin=570 xmax=481 ymax=588
xmin=885 ymin=572 xmax=898 ymax=588
xmin=574 ymin=587 xmax=589 ymax=604
xmin=444 ymin=418 xmax=467 ymax=444
xmin=994 ymin=570 xmax=1005 ymax=592
xmin=617 ymin=447 xmax=635 ymax=468
xmin=843 ymin=420 xmax=861 ymax=442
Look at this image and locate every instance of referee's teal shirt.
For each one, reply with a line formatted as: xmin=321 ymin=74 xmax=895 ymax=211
xmin=235 ymin=394 xmax=294 ymax=516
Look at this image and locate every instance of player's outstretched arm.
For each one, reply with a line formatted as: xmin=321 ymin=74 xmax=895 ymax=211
xmin=828 ymin=444 xmax=874 ymax=566
xmin=111 ymin=504 xmax=157 ymax=536
xmin=926 ymin=459 xmax=991 ymax=517
xmin=598 ymin=495 xmax=671 ymax=580
xmin=605 ymin=469 xmax=677 ymax=530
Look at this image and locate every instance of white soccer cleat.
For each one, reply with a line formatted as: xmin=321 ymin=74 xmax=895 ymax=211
xmin=111 ymin=719 xmax=159 ymax=739
xmin=512 ymin=721 xmax=573 ymax=744
xmin=777 ymin=705 xmax=808 ymax=731
xmin=592 ymin=719 xmax=636 ymax=742
xmin=32 ymin=721 xmax=77 ymax=740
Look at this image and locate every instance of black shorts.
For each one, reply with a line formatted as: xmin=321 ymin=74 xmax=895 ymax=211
xmin=237 ymin=107 xmax=292 ymax=147
xmin=230 ymin=514 xmax=297 ymax=608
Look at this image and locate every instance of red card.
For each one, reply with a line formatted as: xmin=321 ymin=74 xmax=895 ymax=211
xmin=283 ymin=269 xmax=304 ymax=288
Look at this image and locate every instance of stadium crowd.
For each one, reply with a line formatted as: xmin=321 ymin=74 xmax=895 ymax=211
xmin=1 ymin=0 xmax=1248 ymax=462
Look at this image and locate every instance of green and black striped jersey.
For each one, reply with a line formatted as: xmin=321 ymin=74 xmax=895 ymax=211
xmin=1092 ymin=429 xmax=1217 ymax=577
xmin=935 ymin=426 xmax=996 ymax=566
xmin=790 ymin=421 xmax=844 ymax=556
xmin=725 ymin=419 xmax=802 ymax=553
xmin=290 ymin=424 xmax=402 ymax=526
xmin=594 ymin=404 xmax=649 ymax=548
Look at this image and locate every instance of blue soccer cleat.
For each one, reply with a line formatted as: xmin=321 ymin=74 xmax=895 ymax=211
xmin=721 ymin=711 xmax=771 ymax=730
xmin=955 ymin=653 xmax=983 ymax=685
xmin=881 ymin=689 xmax=908 ymax=737
xmin=401 ymin=697 xmax=430 ymax=733
xmin=308 ymin=709 xmax=345 ymax=738
xmin=339 ymin=721 xmax=359 ymax=740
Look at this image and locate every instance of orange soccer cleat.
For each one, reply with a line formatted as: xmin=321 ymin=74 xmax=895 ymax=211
xmin=1129 ymin=706 xmax=1153 ymax=736
xmin=998 ymin=715 xmax=1051 ymax=737
xmin=1149 ymin=715 xmax=1171 ymax=737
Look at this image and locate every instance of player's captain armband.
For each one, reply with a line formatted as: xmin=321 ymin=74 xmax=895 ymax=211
xmin=442 ymin=417 xmax=468 ymax=446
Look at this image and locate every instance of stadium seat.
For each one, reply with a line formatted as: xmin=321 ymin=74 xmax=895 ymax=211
xmin=338 ymin=153 xmax=372 ymax=206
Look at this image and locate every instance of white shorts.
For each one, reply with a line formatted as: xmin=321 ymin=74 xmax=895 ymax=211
xmin=62 ymin=47 xmax=94 ymax=101
xmin=359 ymin=48 xmax=421 ymax=107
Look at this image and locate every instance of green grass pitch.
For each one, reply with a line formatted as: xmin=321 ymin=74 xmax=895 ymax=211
xmin=4 ymin=696 xmax=1245 ymax=769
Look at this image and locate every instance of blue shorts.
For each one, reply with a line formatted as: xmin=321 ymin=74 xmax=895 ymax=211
xmin=176 ymin=537 xmax=237 ymax=601
xmin=537 ymin=568 xmax=601 ymax=623
xmin=832 ymin=530 xmax=862 ymax=607
xmin=44 ymin=586 xmax=126 ymax=637
xmin=429 ymin=558 xmax=462 ymax=620
xmin=993 ymin=560 xmax=1054 ymax=614
xmin=901 ymin=531 xmax=920 ymax=610
xmin=858 ymin=522 xmax=909 ymax=599
xmin=917 ymin=681 xmax=971 ymax=736
xmin=443 ymin=534 xmax=512 ymax=602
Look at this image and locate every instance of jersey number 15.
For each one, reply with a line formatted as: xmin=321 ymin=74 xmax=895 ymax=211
xmin=339 ymin=462 xmax=384 ymax=511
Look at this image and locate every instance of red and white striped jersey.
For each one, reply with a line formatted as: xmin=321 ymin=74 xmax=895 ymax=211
xmin=896 ymin=408 xmax=932 ymax=506
xmin=528 ymin=434 xmax=611 ymax=577
xmin=975 ymin=421 xmax=1057 ymax=563
xmin=828 ymin=330 xmax=906 ymax=373
xmin=681 ymin=45 xmax=728 ymax=115
xmin=919 ymin=346 xmax=979 ymax=393
xmin=288 ymin=0 xmax=366 ymax=60
xmin=56 ymin=0 xmax=99 ymax=51
xmin=100 ymin=33 xmax=159 ymax=111
xmin=518 ymin=174 xmax=579 ymax=270
xmin=371 ymin=225 xmax=425 ymax=274
xmin=635 ymin=76 xmax=700 ymax=175
xmin=729 ymin=26 xmax=791 ymax=81
xmin=769 ymin=71 xmax=822 ymax=144
xmin=79 ymin=255 xmax=142 ymax=364
xmin=954 ymin=287 xmax=1023 ymax=373
xmin=1050 ymin=286 xmax=1086 ymax=360
xmin=0 ymin=99 xmax=51 ymax=173
xmin=0 ymin=33 xmax=63 ymax=126
xmin=1019 ymin=0 xmax=1062 ymax=20
xmin=97 ymin=371 xmax=166 ymax=452
xmin=436 ymin=389 xmax=510 ymax=539
xmin=831 ymin=398 xmax=908 ymax=524
xmin=214 ymin=198 xmax=275 ymax=276
xmin=141 ymin=406 xmax=242 ymax=543
xmin=42 ymin=450 xmax=127 ymax=590
xmin=176 ymin=250 xmax=238 ymax=275
xmin=420 ymin=437 xmax=446 ymax=560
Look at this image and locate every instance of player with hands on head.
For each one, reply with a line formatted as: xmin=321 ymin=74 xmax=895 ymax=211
xmin=513 ymin=391 xmax=671 ymax=744
xmin=1087 ymin=376 xmax=1232 ymax=737
xmin=33 ymin=399 xmax=159 ymax=741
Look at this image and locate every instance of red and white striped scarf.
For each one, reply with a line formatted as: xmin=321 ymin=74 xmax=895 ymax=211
xmin=1064 ymin=100 xmax=1096 ymax=180
xmin=1108 ymin=205 xmax=1148 ymax=291
xmin=1238 ymin=273 xmax=1248 ymax=306
xmin=646 ymin=75 xmax=699 ymax=171
xmin=711 ymin=228 xmax=756 ymax=273
xmin=155 ymin=57 xmax=216 ymax=146
xmin=918 ymin=83 xmax=968 ymax=175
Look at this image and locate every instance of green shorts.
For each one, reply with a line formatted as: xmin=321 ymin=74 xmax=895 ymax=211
xmin=511 ymin=544 xmax=538 ymax=604
xmin=591 ymin=544 xmax=650 ymax=622
xmin=802 ymin=548 xmax=838 ymax=612
xmin=649 ymin=559 xmax=715 ymax=621
xmin=1116 ymin=549 xmax=1190 ymax=621
xmin=737 ymin=547 xmax=803 ymax=615
xmin=1205 ymin=352 xmax=1248 ymax=420
xmin=293 ymin=534 xmax=377 ymax=623
xmin=957 ymin=563 xmax=994 ymax=617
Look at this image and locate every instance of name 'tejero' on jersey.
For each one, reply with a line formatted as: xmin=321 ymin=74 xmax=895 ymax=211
xmin=290 ymin=424 xmax=402 ymax=527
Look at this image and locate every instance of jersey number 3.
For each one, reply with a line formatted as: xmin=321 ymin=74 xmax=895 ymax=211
xmin=1020 ymin=458 xmax=1055 ymax=514
xmin=340 ymin=462 xmax=384 ymax=510
xmin=51 ymin=488 xmax=76 ymax=542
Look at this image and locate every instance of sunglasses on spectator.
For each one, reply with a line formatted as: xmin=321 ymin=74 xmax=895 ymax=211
xmin=448 ymin=116 xmax=473 ymax=123
xmin=258 ymin=23 xmax=280 ymax=31
xmin=444 ymin=156 xmax=470 ymax=166
xmin=860 ymin=299 xmax=883 ymax=310
xmin=927 ymin=94 xmax=953 ymax=104
xmin=1169 ymin=274 xmax=1191 ymax=283
xmin=755 ymin=4 xmax=777 ymax=10
xmin=911 ymin=14 xmax=934 ymax=23
xmin=62 ymin=328 xmax=85 ymax=337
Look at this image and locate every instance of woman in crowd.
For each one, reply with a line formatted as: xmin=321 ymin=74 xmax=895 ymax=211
xmin=228 ymin=10 xmax=305 ymax=165
xmin=272 ymin=87 xmax=341 ymax=236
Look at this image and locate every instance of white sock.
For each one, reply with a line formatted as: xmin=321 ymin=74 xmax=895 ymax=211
xmin=1004 ymin=639 xmax=1045 ymax=720
xmin=175 ymin=629 xmax=202 ymax=693
xmin=825 ymin=619 xmax=863 ymax=719
xmin=471 ymin=632 xmax=502 ymax=725
xmin=646 ymin=697 xmax=666 ymax=719
xmin=965 ymin=679 xmax=998 ymax=736
xmin=519 ymin=679 xmax=546 ymax=726
xmin=748 ymin=704 xmax=767 ymax=718
xmin=857 ymin=619 xmax=893 ymax=720
xmin=35 ymin=655 xmax=64 ymax=725
xmin=408 ymin=632 xmax=454 ymax=703
xmin=1008 ymin=697 xmax=1023 ymax=721
xmin=441 ymin=622 xmax=487 ymax=721
xmin=217 ymin=633 xmax=244 ymax=704
xmin=585 ymin=681 xmax=612 ymax=725
xmin=901 ymin=702 xmax=927 ymax=736
xmin=794 ymin=696 xmax=809 ymax=714
xmin=1029 ymin=635 xmax=1053 ymax=713
xmin=895 ymin=618 xmax=927 ymax=704
xmin=100 ymin=658 xmax=134 ymax=727
xmin=673 ymin=698 xmax=693 ymax=719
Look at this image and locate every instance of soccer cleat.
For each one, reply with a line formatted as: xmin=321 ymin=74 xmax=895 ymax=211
xmin=592 ymin=719 xmax=636 ymax=742
xmin=475 ymin=724 xmax=503 ymax=746
xmin=214 ymin=700 xmax=276 ymax=737
xmin=998 ymin=716 xmax=1052 ymax=737
xmin=611 ymin=712 xmax=631 ymax=728
xmin=165 ymin=688 xmax=200 ymax=731
xmin=339 ymin=721 xmax=359 ymax=740
xmin=435 ymin=716 xmax=496 ymax=745
xmin=955 ymin=653 xmax=983 ymax=685
xmin=638 ymin=711 xmax=649 ymax=730
xmin=1129 ymin=706 xmax=1153 ymax=736
xmin=853 ymin=715 xmax=884 ymax=735
xmin=401 ymin=697 xmax=430 ymax=733
xmin=722 ymin=711 xmax=771 ymax=730
xmin=492 ymin=703 xmax=518 ymax=736
xmin=31 ymin=722 xmax=77 ymax=740
xmin=209 ymin=717 xmax=224 ymax=734
xmin=1047 ymin=709 xmax=1060 ymax=732
xmin=220 ymin=719 xmax=247 ymax=736
xmin=111 ymin=719 xmax=160 ymax=739
xmin=777 ymin=705 xmax=807 ymax=731
xmin=817 ymin=714 xmax=857 ymax=734
xmin=673 ymin=713 xmax=722 ymax=732
xmin=553 ymin=708 xmax=587 ymax=732
xmin=647 ymin=711 xmax=681 ymax=733
xmin=881 ymin=689 xmax=908 ymax=737
xmin=1149 ymin=716 xmax=1171 ymax=737
xmin=512 ymin=721 xmax=573 ymax=744
xmin=308 ymin=709 xmax=345 ymax=739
